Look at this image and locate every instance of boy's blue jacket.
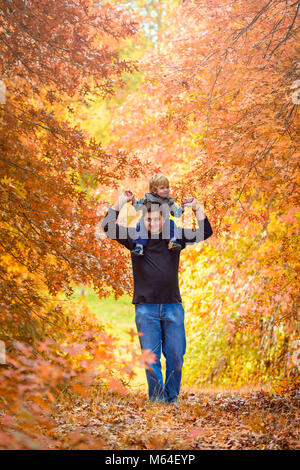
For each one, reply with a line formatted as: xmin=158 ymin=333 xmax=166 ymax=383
xmin=133 ymin=192 xmax=184 ymax=218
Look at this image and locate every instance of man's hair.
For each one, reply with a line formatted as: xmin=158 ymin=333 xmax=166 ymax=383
xmin=143 ymin=201 xmax=168 ymax=218
xmin=149 ymin=173 xmax=169 ymax=193
xmin=144 ymin=201 xmax=161 ymax=213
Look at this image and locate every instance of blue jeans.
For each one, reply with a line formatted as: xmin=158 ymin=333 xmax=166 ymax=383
xmin=134 ymin=303 xmax=186 ymax=403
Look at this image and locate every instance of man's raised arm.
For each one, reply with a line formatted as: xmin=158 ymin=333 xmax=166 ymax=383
xmin=101 ymin=191 xmax=135 ymax=248
xmin=180 ymin=198 xmax=213 ymax=245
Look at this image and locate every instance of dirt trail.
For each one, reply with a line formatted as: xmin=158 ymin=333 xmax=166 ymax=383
xmin=53 ymin=388 xmax=299 ymax=450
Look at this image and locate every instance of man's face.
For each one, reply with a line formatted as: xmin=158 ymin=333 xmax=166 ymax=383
xmin=143 ymin=210 xmax=164 ymax=235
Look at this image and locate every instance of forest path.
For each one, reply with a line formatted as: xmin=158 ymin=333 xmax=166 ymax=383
xmin=52 ymin=387 xmax=299 ymax=450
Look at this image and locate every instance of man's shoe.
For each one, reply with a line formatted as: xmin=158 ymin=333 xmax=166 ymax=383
xmin=168 ymin=398 xmax=179 ymax=406
xmin=168 ymin=241 xmax=181 ymax=251
xmin=131 ymin=245 xmax=144 ymax=256
xmin=149 ymin=397 xmax=165 ymax=404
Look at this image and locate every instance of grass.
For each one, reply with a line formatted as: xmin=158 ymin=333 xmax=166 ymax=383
xmin=69 ymin=286 xmax=135 ymax=340
xmin=67 ymin=285 xmax=148 ymax=389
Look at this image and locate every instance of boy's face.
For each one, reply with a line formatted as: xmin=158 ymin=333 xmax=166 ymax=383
xmin=155 ymin=185 xmax=169 ymax=198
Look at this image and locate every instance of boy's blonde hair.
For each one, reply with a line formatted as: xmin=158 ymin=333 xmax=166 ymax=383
xmin=149 ymin=173 xmax=169 ymax=193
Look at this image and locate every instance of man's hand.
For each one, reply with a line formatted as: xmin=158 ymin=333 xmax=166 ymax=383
xmin=182 ymin=197 xmax=205 ymax=219
xmin=182 ymin=197 xmax=196 ymax=209
xmin=112 ymin=190 xmax=135 ymax=211
xmin=181 ymin=197 xmax=191 ymax=205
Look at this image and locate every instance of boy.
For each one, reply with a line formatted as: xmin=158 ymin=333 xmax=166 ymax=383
xmin=130 ymin=174 xmax=185 ymax=256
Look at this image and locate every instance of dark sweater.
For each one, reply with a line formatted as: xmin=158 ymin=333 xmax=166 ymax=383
xmin=101 ymin=207 xmax=213 ymax=304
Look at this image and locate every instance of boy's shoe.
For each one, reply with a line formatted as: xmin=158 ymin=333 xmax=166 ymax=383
xmin=168 ymin=240 xmax=181 ymax=251
xmin=131 ymin=245 xmax=144 ymax=256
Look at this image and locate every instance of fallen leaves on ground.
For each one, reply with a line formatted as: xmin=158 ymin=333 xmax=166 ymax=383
xmin=47 ymin=388 xmax=299 ymax=450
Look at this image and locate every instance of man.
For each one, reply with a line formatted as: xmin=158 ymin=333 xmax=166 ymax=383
xmin=101 ymin=190 xmax=213 ymax=404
